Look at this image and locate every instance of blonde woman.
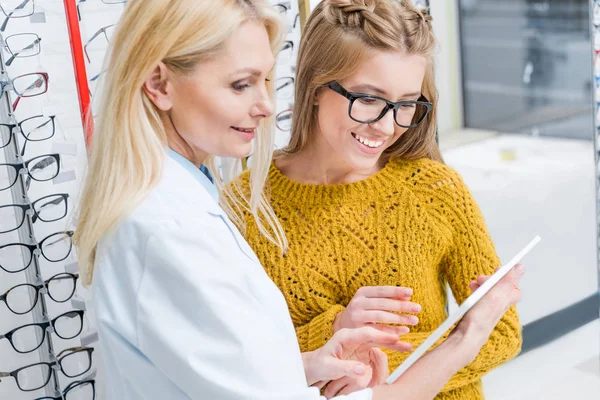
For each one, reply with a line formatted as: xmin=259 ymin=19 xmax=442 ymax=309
xmin=231 ymin=1 xmax=523 ymax=399
xmin=75 ymin=0 xmax=524 ymax=399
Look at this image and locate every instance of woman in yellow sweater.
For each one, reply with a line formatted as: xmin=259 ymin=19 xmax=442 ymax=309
xmin=229 ymin=1 xmax=522 ymax=399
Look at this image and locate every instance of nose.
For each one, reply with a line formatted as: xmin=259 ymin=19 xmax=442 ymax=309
xmin=250 ymin=85 xmax=274 ymax=119
xmin=369 ymin=105 xmax=395 ymax=137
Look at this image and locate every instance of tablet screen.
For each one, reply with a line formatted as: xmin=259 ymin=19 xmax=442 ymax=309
xmin=386 ymin=235 xmax=541 ymax=384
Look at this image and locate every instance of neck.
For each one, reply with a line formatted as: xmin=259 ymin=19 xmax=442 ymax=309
xmin=278 ymin=135 xmax=381 ymax=185
xmin=164 ymin=113 xmax=207 ymax=168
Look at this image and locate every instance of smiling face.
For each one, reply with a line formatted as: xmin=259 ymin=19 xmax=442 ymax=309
xmin=145 ymin=20 xmax=276 ymax=163
xmin=312 ymin=49 xmax=427 ymax=174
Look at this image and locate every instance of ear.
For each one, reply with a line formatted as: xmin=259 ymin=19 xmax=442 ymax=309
xmin=313 ymin=87 xmax=323 ymax=106
xmin=143 ymin=62 xmax=173 ymax=111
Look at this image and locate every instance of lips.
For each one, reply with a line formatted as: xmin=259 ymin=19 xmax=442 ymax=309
xmin=351 ymin=132 xmax=386 ymax=149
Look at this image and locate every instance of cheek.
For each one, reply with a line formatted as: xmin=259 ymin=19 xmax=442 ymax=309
xmin=387 ymin=127 xmax=409 ymax=147
xmin=317 ymin=101 xmax=357 ymax=138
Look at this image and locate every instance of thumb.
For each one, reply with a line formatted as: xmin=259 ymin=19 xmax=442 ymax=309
xmin=341 ymin=360 xmax=368 ymax=378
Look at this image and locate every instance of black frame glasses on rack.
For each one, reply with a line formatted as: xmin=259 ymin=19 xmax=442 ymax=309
xmin=2 ymin=32 xmax=41 ymax=66
xmin=0 ymin=310 xmax=85 ymax=354
xmin=0 ymin=346 xmax=94 ymax=392
xmin=0 ymin=231 xmax=74 ymax=274
xmin=279 ymin=40 xmax=294 ymax=63
xmin=0 ymin=0 xmax=35 ymax=32
xmin=276 ymin=76 xmax=294 ymax=100
xmin=274 ymin=1 xmax=291 ymax=14
xmin=0 ymin=114 xmax=56 ymax=155
xmin=326 ymin=81 xmax=433 ymax=128
xmin=0 ymin=193 xmax=69 ymax=234
xmin=0 ymin=153 xmax=60 ymax=191
xmin=0 ymin=272 xmax=80 ymax=315
xmin=35 ymin=379 xmax=96 ymax=400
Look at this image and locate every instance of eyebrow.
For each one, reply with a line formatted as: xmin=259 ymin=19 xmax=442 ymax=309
xmin=350 ymin=84 xmax=421 ymax=100
xmin=230 ymin=68 xmax=263 ymax=77
xmin=230 ymin=62 xmax=276 ymax=78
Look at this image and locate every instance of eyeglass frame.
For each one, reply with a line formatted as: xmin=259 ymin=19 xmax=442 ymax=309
xmin=2 ymin=32 xmax=41 ymax=66
xmin=0 ymin=193 xmax=69 ymax=234
xmin=0 ymin=0 xmax=35 ymax=32
xmin=84 ymin=24 xmax=115 ymax=63
xmin=0 ymin=230 xmax=75 ymax=274
xmin=326 ymin=81 xmax=433 ymax=129
xmin=0 ymin=272 xmax=80 ymax=315
xmin=276 ymin=76 xmax=294 ymax=99
xmin=0 ymin=153 xmax=61 ymax=192
xmin=34 ymin=379 xmax=96 ymax=400
xmin=7 ymin=72 xmax=49 ymax=110
xmin=0 ymin=346 xmax=94 ymax=392
xmin=0 ymin=114 xmax=57 ymax=155
xmin=0 ymin=310 xmax=85 ymax=354
xmin=276 ymin=108 xmax=293 ymax=132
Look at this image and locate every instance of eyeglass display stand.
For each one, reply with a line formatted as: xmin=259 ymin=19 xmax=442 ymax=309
xmin=593 ymin=0 xmax=600 ymax=312
xmin=0 ymin=52 xmax=62 ymax=398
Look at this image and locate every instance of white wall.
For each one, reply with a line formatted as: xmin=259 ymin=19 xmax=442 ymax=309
xmin=430 ymin=0 xmax=464 ymax=134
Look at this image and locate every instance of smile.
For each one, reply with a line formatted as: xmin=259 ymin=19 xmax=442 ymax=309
xmin=351 ymin=132 xmax=385 ymax=148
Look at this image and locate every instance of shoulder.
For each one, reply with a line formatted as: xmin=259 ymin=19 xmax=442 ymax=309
xmin=389 ymin=157 xmax=471 ymax=203
xmin=386 ymin=158 xmax=478 ymax=229
xmin=99 ymin=158 xmax=220 ymax=257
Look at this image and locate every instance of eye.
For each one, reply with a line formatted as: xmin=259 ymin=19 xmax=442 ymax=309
xmin=401 ymin=103 xmax=416 ymax=109
xmin=232 ymin=81 xmax=251 ymax=91
xmin=358 ymin=97 xmax=378 ymax=105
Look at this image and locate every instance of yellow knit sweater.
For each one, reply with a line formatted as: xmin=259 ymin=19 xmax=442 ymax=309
xmin=231 ymin=157 xmax=522 ymax=400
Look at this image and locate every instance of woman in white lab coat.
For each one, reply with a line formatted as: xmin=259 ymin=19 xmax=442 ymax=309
xmin=74 ymin=1 xmax=525 ymax=399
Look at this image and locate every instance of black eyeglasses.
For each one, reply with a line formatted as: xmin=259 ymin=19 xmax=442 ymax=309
xmin=327 ymin=81 xmax=432 ymax=128
xmin=0 ymin=153 xmax=60 ymax=192
xmin=2 ymin=32 xmax=41 ymax=66
xmin=0 ymin=272 xmax=79 ymax=315
xmin=279 ymin=40 xmax=294 ymax=63
xmin=0 ymin=346 xmax=94 ymax=392
xmin=0 ymin=0 xmax=35 ymax=32
xmin=0 ymin=310 xmax=85 ymax=354
xmin=276 ymin=76 xmax=294 ymax=100
xmin=274 ymin=2 xmax=290 ymax=13
xmin=0 ymin=231 xmax=74 ymax=274
xmin=35 ymin=379 xmax=96 ymax=400
xmin=0 ymin=114 xmax=56 ymax=155
xmin=0 ymin=193 xmax=69 ymax=234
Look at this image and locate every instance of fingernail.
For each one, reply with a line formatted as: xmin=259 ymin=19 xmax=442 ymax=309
xmin=354 ymin=365 xmax=366 ymax=375
xmin=401 ymin=326 xmax=410 ymax=334
xmin=516 ymin=265 xmax=525 ymax=274
xmin=409 ymin=316 xmax=419 ymax=325
xmin=412 ymin=304 xmax=422 ymax=313
xmin=403 ymin=288 xmax=413 ymax=296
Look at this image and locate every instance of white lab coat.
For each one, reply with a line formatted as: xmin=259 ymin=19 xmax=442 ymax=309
xmin=93 ymin=150 xmax=372 ymax=400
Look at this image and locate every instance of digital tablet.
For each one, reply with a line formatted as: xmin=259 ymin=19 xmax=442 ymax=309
xmin=386 ymin=235 xmax=541 ymax=384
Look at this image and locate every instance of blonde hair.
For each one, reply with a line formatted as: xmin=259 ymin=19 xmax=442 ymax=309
xmin=281 ymin=0 xmax=442 ymax=163
xmin=75 ymin=0 xmax=286 ymax=285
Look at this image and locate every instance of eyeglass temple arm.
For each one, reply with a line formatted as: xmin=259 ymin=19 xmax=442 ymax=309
xmin=0 ymin=0 xmax=31 ymax=32
xmin=6 ymin=37 xmax=40 ymax=66
xmin=84 ymin=27 xmax=108 ymax=62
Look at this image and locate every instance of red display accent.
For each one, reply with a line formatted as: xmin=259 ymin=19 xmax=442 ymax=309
xmin=63 ymin=0 xmax=93 ymax=147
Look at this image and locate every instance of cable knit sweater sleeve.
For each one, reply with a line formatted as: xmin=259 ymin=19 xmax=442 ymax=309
xmin=294 ymin=304 xmax=346 ymax=352
xmin=395 ymin=161 xmax=523 ymax=392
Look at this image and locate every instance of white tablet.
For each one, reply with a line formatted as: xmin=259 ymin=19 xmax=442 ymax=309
xmin=386 ymin=235 xmax=541 ymax=384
